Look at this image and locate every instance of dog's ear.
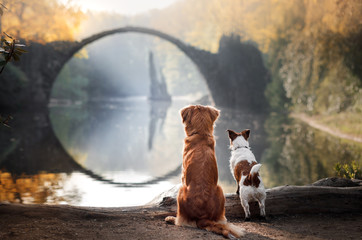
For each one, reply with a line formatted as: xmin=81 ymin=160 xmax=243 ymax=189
xmin=207 ymin=106 xmax=220 ymax=122
xmin=180 ymin=106 xmax=193 ymax=123
xmin=227 ymin=129 xmax=238 ymax=141
xmin=241 ymin=129 xmax=251 ymax=140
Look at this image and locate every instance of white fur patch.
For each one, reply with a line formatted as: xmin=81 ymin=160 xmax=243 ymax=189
xmin=227 ymin=223 xmax=245 ymax=238
xmin=250 ymin=164 xmax=262 ymax=174
xmin=239 ymin=177 xmax=266 ymax=201
xmin=229 ymin=136 xmax=257 ymax=174
xmin=230 ymin=135 xmax=249 ymax=150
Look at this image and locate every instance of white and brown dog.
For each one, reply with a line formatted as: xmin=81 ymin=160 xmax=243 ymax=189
xmin=227 ymin=129 xmax=266 ymax=221
xmin=165 ymin=105 xmax=244 ymax=239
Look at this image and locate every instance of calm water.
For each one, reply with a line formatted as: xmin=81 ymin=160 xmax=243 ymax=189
xmin=0 ymin=97 xmax=361 ymax=206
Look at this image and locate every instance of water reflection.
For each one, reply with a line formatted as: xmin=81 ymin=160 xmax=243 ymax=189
xmin=148 ymin=101 xmax=171 ymax=150
xmin=0 ymin=99 xmax=361 ymax=206
xmin=261 ymin=114 xmax=362 ymax=187
xmin=0 ymin=171 xmax=77 ymax=204
xmin=0 ymin=110 xmax=80 ymax=175
xmin=50 ymin=98 xmax=183 ymax=176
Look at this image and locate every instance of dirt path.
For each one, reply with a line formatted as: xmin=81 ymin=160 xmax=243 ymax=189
xmin=1 ymin=203 xmax=362 ymax=240
xmin=291 ymin=113 xmax=362 ymax=143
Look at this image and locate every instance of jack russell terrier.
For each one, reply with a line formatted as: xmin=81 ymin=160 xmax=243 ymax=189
xmin=227 ymin=129 xmax=266 ymax=221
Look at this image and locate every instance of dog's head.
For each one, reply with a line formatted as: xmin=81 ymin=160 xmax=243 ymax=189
xmin=180 ymin=105 xmax=220 ymax=136
xmin=226 ymin=129 xmax=250 ymax=149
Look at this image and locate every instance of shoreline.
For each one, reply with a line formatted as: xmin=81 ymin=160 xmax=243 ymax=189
xmin=1 ymin=178 xmax=362 ymax=239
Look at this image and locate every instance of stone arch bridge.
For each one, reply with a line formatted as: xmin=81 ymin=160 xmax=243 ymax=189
xmin=5 ymin=26 xmax=268 ymax=110
xmin=45 ymin=26 xmax=216 ymax=104
xmin=1 ymin=26 xmax=269 ymax=185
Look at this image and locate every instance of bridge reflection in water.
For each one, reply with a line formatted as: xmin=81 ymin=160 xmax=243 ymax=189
xmin=0 ymin=98 xmax=184 ymax=206
xmin=0 ymin=97 xmax=268 ymax=206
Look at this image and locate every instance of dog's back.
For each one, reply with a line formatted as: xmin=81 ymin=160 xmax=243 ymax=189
xmin=232 ymin=158 xmax=259 ymax=187
xmin=180 ymin=133 xmax=223 ymax=221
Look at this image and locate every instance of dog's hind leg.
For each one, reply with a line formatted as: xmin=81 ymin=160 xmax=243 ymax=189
xmin=240 ymin=198 xmax=251 ymax=221
xmin=257 ymin=198 xmax=266 ymax=218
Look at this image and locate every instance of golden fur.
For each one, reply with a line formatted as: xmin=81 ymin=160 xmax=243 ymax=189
xmin=165 ymin=105 xmax=244 ymax=239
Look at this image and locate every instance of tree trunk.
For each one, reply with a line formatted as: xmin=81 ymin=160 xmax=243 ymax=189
xmin=152 ymin=179 xmax=362 ymax=218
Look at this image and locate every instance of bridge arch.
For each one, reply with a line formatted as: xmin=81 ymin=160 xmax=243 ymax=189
xmin=71 ymin=26 xmax=197 ymax=60
xmin=56 ymin=26 xmax=216 ymax=104
xmin=48 ymin=27 xmax=218 ymax=186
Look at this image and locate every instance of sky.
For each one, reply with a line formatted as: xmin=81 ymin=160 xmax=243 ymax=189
xmin=59 ymin=0 xmax=180 ymax=15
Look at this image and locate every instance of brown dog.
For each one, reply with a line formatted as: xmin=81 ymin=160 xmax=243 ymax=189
xmin=165 ymin=105 xmax=244 ymax=239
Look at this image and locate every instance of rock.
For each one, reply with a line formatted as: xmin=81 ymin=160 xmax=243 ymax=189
xmin=312 ymin=177 xmax=361 ymax=187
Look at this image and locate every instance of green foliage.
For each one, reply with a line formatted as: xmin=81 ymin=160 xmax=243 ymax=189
xmin=263 ymin=34 xmax=291 ymax=113
xmin=51 ymin=63 xmax=89 ymax=102
xmin=268 ymin=14 xmax=362 ymax=115
xmin=334 ymin=161 xmax=361 ymax=179
xmin=0 ymin=3 xmax=27 ymax=74
xmin=264 ymin=75 xmax=288 ymax=112
xmin=0 ymin=3 xmax=27 ymax=128
xmin=0 ymin=33 xmax=27 ymax=74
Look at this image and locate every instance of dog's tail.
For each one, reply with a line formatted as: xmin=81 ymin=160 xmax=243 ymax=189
xmin=250 ymin=164 xmax=262 ymax=174
xmin=243 ymin=164 xmax=262 ymax=187
xmin=196 ymin=219 xmax=245 ymax=239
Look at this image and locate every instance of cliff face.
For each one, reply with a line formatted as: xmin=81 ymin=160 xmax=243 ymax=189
xmin=213 ymin=35 xmax=269 ymax=111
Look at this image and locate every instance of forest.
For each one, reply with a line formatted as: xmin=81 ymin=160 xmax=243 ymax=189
xmin=1 ymin=0 xmax=361 ymax=135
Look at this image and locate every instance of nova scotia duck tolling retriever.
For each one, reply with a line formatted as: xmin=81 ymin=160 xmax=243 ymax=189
xmin=165 ymin=105 xmax=244 ymax=239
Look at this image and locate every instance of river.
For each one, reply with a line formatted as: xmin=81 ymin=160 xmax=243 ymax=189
xmin=0 ymin=97 xmax=361 ymax=207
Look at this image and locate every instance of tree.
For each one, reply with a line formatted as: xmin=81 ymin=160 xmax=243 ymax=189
xmin=0 ymin=2 xmax=26 ymax=128
xmin=1 ymin=0 xmax=84 ymax=43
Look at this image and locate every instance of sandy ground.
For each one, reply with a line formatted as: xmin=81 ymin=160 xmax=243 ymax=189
xmin=1 ymin=203 xmax=361 ymax=240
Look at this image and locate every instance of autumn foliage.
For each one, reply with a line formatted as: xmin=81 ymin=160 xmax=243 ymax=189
xmin=149 ymin=0 xmax=362 ymax=114
xmin=0 ymin=171 xmax=65 ymax=204
xmin=2 ymin=0 xmax=361 ymax=114
xmin=1 ymin=0 xmax=84 ymax=43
